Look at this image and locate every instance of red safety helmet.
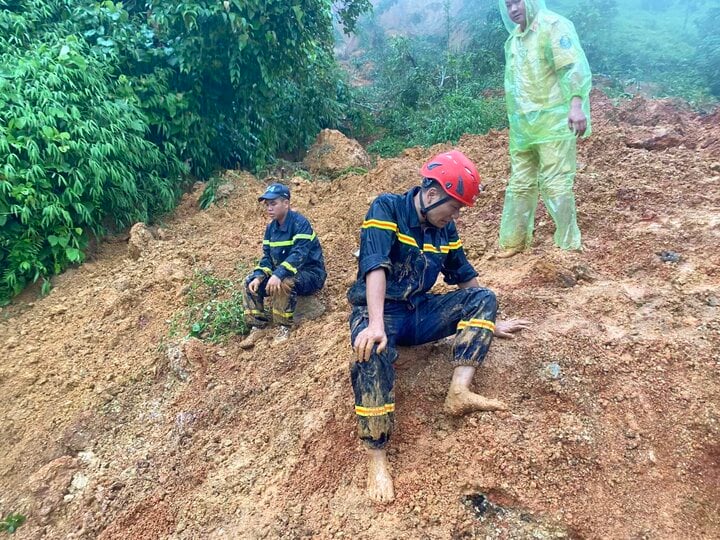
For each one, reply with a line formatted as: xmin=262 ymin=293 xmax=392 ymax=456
xmin=420 ymin=150 xmax=481 ymax=207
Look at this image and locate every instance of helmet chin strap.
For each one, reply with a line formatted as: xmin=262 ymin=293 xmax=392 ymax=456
xmin=419 ymin=191 xmax=450 ymax=220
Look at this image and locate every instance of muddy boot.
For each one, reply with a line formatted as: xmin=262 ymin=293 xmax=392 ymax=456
xmin=271 ymin=325 xmax=291 ymax=346
xmin=239 ymin=327 xmax=266 ymax=349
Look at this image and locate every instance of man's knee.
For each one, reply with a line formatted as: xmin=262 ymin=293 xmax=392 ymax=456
xmin=295 ymin=271 xmax=325 ymax=296
xmin=506 ymin=179 xmax=538 ymax=197
xmin=464 ymin=287 xmax=498 ymax=317
xmin=540 ymin=173 xmax=575 ymax=199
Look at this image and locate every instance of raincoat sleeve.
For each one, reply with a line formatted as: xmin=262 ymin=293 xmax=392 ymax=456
xmin=441 ymin=223 xmax=478 ymax=285
xmin=253 ymin=224 xmax=275 ymax=279
xmin=549 ymin=18 xmax=592 ymax=101
xmin=357 ymin=195 xmax=395 ymax=280
xmin=272 ymin=215 xmax=317 ymax=281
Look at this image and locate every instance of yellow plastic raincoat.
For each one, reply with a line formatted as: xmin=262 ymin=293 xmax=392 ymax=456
xmin=498 ymin=0 xmax=592 ymax=251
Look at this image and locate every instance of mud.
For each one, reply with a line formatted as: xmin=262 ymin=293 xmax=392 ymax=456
xmin=1 ymin=96 xmax=719 ymax=539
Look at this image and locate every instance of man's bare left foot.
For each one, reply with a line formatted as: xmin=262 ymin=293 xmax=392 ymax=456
xmin=367 ymin=449 xmax=394 ymax=503
xmin=444 ymin=388 xmax=508 ymax=416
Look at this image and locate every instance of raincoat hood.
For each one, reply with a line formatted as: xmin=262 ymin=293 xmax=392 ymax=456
xmin=499 ymin=0 xmax=546 ymax=34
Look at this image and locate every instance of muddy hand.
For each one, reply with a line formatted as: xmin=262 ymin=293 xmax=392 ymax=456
xmin=494 ymin=318 xmax=531 ymax=339
xmin=248 ymin=277 xmax=262 ymax=294
xmin=266 ymin=275 xmax=283 ymax=295
xmin=353 ymin=324 xmax=387 ymax=362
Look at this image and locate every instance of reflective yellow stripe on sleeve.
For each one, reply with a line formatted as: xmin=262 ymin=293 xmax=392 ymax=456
xmin=263 ymin=239 xmax=294 ymax=247
xmin=397 ymin=232 xmax=419 ymax=248
xmin=362 ymin=219 xmax=464 ymax=254
xmin=281 ymin=261 xmax=298 ymax=274
xmin=362 ymin=219 xmax=398 ymax=232
xmin=263 ymin=233 xmax=316 ymax=247
xmin=254 ymin=266 xmax=273 ymax=275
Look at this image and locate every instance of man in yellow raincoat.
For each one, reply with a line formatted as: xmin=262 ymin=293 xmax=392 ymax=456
xmin=498 ymin=0 xmax=592 ymax=255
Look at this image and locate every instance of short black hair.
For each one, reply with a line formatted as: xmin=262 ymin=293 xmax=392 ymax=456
xmin=421 ymin=178 xmax=442 ymax=192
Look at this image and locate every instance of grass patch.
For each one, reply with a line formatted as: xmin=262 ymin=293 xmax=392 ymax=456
xmin=1 ymin=513 xmax=26 ymax=534
xmin=169 ymin=270 xmax=247 ymax=344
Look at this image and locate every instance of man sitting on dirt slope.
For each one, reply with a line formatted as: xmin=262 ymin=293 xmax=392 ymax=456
xmin=348 ymin=150 xmax=530 ymax=503
xmin=498 ymin=0 xmax=592 ymax=257
xmin=240 ymin=182 xmax=326 ymax=347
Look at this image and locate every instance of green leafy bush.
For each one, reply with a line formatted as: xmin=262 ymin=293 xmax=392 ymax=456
xmin=0 ymin=0 xmax=372 ymax=303
xmin=0 ymin=512 xmax=26 ymax=534
xmin=0 ymin=34 xmax=183 ymax=300
xmin=696 ymin=7 xmax=720 ymax=97
xmin=170 ymin=270 xmax=246 ymax=344
xmin=347 ymin=4 xmax=508 ymax=154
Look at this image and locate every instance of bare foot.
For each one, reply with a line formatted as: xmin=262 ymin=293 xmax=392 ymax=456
xmin=496 ymin=247 xmax=524 ymax=259
xmin=444 ymin=388 xmax=508 ymax=416
xmin=367 ymin=449 xmax=394 ymax=503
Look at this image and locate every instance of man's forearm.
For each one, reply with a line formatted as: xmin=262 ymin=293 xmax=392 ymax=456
xmin=458 ymin=277 xmax=479 ymax=289
xmin=365 ymin=268 xmax=387 ymax=326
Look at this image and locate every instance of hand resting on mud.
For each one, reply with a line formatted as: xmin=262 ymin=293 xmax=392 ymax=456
xmin=494 ymin=318 xmax=531 ymax=339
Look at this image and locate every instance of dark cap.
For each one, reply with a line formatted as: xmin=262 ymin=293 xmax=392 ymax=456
xmin=258 ymin=182 xmax=290 ymax=201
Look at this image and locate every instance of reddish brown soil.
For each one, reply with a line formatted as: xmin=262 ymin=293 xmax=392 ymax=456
xmin=1 ymin=96 xmax=719 ymax=539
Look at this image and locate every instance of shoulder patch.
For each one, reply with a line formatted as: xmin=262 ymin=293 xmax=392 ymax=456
xmin=559 ymin=35 xmax=572 ymax=49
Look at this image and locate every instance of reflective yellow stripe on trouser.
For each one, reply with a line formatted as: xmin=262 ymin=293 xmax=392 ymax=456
xmin=456 ymin=319 xmax=496 ymax=332
xmin=271 ymin=278 xmax=296 ymax=325
xmin=355 ymin=403 xmax=395 ymax=417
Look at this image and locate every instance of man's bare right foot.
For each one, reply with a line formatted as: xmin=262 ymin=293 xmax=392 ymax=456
xmin=367 ymin=449 xmax=394 ymax=503
xmin=444 ymin=388 xmax=508 ymax=416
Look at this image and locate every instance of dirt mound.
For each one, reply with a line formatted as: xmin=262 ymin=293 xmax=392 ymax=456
xmin=303 ymin=128 xmax=371 ymax=176
xmin=600 ymin=94 xmax=720 ymax=157
xmin=1 ymin=98 xmax=719 ymax=539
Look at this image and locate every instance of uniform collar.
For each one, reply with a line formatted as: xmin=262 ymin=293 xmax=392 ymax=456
xmin=405 ymin=187 xmax=422 ymax=229
xmin=274 ymin=210 xmax=293 ymax=232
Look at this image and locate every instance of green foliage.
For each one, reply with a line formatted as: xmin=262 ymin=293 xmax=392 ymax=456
xmin=170 ymin=270 xmax=246 ymax=344
xmin=346 ymin=3 xmax=507 ymax=153
xmin=0 ymin=513 xmax=26 ymax=534
xmin=0 ymin=9 xmax=183 ymax=301
xmin=696 ymin=7 xmax=720 ymax=97
xmin=0 ymin=0 xmax=372 ymax=303
xmin=336 ymin=0 xmax=373 ymax=33
xmin=347 ymin=0 xmax=719 ymax=152
xmin=569 ymin=0 xmax=619 ymax=75
xmin=366 ymin=93 xmax=507 ymax=156
xmin=198 ymin=176 xmax=223 ymax=210
xmin=562 ymin=0 xmax=715 ymax=102
xmin=337 ymin=166 xmax=368 ymax=177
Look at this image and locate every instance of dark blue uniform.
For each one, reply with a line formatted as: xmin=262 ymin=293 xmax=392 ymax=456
xmin=244 ymin=210 xmax=326 ymax=326
xmin=349 ymin=186 xmax=497 ymax=449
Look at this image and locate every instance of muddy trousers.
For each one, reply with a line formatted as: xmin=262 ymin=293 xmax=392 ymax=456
xmin=499 ymin=137 xmax=581 ymax=251
xmin=243 ymin=269 xmax=324 ymax=327
xmin=349 ymin=288 xmax=497 ymax=449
